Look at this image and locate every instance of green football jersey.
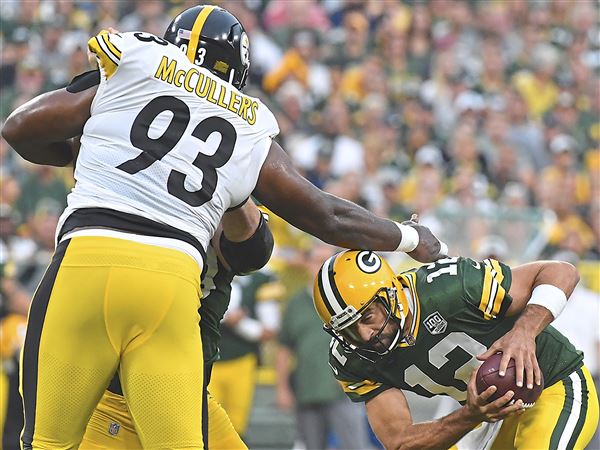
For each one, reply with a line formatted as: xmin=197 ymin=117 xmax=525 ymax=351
xmin=200 ymin=247 xmax=235 ymax=365
xmin=329 ymin=257 xmax=584 ymax=403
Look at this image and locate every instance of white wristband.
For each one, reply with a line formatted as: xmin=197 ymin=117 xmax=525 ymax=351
xmin=527 ymin=284 xmax=567 ymax=320
xmin=395 ymin=222 xmax=420 ymax=252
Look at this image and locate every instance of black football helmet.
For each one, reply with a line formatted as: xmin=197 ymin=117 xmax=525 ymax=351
xmin=164 ymin=5 xmax=250 ymax=90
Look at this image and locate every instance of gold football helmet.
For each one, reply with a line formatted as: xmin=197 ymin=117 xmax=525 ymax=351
xmin=313 ymin=250 xmax=410 ymax=360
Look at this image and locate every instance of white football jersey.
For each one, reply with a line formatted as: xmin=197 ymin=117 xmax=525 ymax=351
xmin=58 ymin=31 xmax=279 ymax=255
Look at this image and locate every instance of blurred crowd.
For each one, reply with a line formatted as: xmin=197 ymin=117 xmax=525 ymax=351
xmin=0 ymin=0 xmax=599 ymax=447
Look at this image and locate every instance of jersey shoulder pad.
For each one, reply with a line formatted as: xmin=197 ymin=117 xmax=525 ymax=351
xmin=461 ymin=257 xmax=513 ymax=320
xmin=87 ymin=31 xmax=125 ymax=80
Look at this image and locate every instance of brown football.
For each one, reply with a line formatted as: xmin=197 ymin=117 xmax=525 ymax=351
xmin=475 ymin=352 xmax=544 ymax=409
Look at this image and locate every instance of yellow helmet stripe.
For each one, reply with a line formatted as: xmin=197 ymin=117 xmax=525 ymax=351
xmin=317 ymin=254 xmax=346 ymax=316
xmin=186 ymin=5 xmax=216 ymax=63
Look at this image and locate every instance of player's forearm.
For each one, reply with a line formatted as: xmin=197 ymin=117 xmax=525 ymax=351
xmin=389 ymin=407 xmax=481 ymax=450
xmin=313 ymin=193 xmax=402 ymax=251
xmin=511 ymin=304 xmax=553 ymax=338
xmin=254 ymin=141 xmax=404 ymax=251
xmin=270 ymin=187 xmax=402 ymax=251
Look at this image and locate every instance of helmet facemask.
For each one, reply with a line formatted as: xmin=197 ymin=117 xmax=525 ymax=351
xmin=325 ymin=286 xmax=408 ymax=362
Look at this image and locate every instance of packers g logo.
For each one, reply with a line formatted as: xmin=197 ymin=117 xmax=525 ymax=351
xmin=356 ymin=251 xmax=381 ymax=273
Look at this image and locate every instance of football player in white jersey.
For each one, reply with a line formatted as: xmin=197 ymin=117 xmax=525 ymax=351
xmin=2 ymin=5 xmax=447 ymax=450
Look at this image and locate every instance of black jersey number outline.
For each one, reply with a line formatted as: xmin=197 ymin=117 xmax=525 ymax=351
xmin=133 ymin=32 xmax=168 ymax=46
xmin=116 ymin=95 xmax=237 ymax=207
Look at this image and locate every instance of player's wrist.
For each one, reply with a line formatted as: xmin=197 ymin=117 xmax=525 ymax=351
xmin=461 ymin=403 xmax=483 ymax=424
xmin=394 ymin=222 xmax=419 ymax=252
xmin=527 ymin=284 xmax=567 ymax=320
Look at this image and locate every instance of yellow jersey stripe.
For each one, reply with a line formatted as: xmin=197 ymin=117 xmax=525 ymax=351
xmin=99 ymin=31 xmax=122 ymax=59
xmin=88 ymin=36 xmax=119 ymax=80
xmin=479 ymin=265 xmax=494 ymax=319
xmin=491 ymin=259 xmax=504 ymax=284
xmin=340 ymin=380 xmax=382 ymax=396
xmin=186 ymin=6 xmax=216 ymax=63
xmin=487 ymin=259 xmax=506 ymax=317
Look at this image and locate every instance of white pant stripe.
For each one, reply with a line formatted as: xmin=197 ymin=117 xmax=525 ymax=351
xmin=557 ymin=370 xmax=584 ymax=449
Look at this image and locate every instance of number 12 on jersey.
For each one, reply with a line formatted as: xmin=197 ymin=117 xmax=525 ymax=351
xmin=426 ymin=257 xmax=459 ymax=283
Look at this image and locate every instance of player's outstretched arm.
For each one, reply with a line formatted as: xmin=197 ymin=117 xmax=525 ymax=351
xmin=253 ymin=141 xmax=446 ymax=262
xmin=477 ymin=260 xmax=579 ymax=391
xmin=366 ymin=375 xmax=523 ymax=450
xmin=2 ymin=86 xmax=96 ymax=166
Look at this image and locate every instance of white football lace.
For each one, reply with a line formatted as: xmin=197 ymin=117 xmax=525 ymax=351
xmin=507 ymin=399 xmax=536 ymax=409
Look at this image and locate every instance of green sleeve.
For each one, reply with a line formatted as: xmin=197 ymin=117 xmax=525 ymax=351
xmin=328 ymin=340 xmax=390 ymax=403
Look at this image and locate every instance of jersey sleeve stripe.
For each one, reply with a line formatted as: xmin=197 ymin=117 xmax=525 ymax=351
xmin=97 ymin=34 xmax=120 ymax=65
xmin=340 ymin=379 xmax=382 ymax=396
xmin=490 ymin=259 xmax=504 ymax=284
xmin=484 ymin=276 xmax=499 ymax=316
xmin=490 ymin=282 xmax=507 ymax=317
xmin=479 ymin=259 xmax=508 ymax=319
xmin=88 ymin=36 xmax=119 ymax=80
xmin=479 ymin=265 xmax=494 ymax=318
xmin=100 ymin=32 xmax=122 ymax=60
xmin=186 ymin=5 xmax=216 ymax=63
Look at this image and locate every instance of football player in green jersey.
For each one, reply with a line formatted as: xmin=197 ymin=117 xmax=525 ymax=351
xmin=313 ymin=250 xmax=599 ymax=450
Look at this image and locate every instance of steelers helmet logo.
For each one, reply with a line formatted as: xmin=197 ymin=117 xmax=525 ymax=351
xmin=240 ymin=32 xmax=250 ymax=66
xmin=356 ymin=251 xmax=381 ymax=273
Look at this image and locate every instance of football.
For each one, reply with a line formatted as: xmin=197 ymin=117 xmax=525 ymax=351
xmin=475 ymin=353 xmax=544 ymax=409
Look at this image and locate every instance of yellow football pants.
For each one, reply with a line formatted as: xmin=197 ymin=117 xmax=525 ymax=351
xmin=208 ymin=353 xmax=258 ymax=436
xmin=80 ymin=389 xmax=247 ymax=449
xmin=20 ymin=236 xmax=205 ymax=449
xmin=491 ymin=365 xmax=599 ymax=450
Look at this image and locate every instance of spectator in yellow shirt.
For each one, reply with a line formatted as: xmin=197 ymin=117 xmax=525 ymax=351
xmin=513 ymin=43 xmax=560 ymax=119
